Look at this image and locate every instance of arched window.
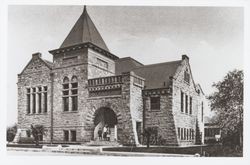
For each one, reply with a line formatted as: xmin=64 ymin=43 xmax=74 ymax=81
xmin=62 ymin=76 xmax=78 ymax=112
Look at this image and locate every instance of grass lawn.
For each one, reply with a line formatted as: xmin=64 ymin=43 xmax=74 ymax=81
xmin=103 ymin=144 xmax=242 ymax=157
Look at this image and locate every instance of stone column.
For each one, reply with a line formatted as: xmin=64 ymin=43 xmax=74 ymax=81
xmin=69 ymin=96 xmax=72 ymax=112
xmin=69 ymin=131 xmax=71 ymax=142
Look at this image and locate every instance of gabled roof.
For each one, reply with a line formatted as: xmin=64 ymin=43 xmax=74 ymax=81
xmin=60 ymin=6 xmax=109 ymax=52
xmin=133 ymin=60 xmax=182 ymax=89
xmin=19 ymin=56 xmax=52 ymax=75
xmin=115 ymin=57 xmax=144 ymax=75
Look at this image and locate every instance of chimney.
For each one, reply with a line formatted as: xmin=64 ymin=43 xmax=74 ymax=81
xmin=182 ymin=54 xmax=189 ymax=61
xmin=32 ymin=52 xmax=42 ymax=58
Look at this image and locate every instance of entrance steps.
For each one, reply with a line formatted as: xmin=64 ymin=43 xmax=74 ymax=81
xmin=85 ymin=140 xmax=121 ymax=147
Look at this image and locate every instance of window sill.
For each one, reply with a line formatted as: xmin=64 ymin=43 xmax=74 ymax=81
xmin=150 ymin=109 xmax=161 ymax=112
xmin=180 ymin=112 xmax=193 ymax=116
xmin=62 ymin=111 xmax=78 ymax=113
xmin=26 ymin=113 xmax=48 ymax=115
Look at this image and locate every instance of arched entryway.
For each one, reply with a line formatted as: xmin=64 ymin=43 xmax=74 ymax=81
xmin=93 ymin=107 xmax=118 ymax=141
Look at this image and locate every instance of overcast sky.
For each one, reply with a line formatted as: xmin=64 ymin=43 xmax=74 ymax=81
xmin=7 ymin=5 xmax=243 ymax=126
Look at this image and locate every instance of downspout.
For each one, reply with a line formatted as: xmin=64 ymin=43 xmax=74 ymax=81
xmin=50 ymin=72 xmax=54 ymax=144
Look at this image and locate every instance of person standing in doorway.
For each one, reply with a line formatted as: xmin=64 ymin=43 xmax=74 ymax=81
xmin=103 ymin=125 xmax=107 ymax=141
xmin=98 ymin=128 xmax=102 ymax=141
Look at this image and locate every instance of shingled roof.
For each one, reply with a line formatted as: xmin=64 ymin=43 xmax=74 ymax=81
xmin=133 ymin=60 xmax=182 ymax=89
xmin=60 ymin=6 xmax=109 ymax=52
xmin=115 ymin=57 xmax=144 ymax=75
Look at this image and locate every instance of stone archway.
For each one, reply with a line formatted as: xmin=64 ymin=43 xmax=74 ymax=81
xmin=93 ymin=107 xmax=118 ymax=141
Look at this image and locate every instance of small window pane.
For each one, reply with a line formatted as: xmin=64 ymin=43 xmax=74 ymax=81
xmin=63 ymin=84 xmax=69 ymax=89
xmin=72 ymin=89 xmax=78 ymax=95
xmin=63 ymin=90 xmax=69 ymax=96
xmin=63 ymin=97 xmax=69 ymax=111
xmin=72 ymin=96 xmax=78 ymax=111
xmin=71 ymin=83 xmax=78 ymax=88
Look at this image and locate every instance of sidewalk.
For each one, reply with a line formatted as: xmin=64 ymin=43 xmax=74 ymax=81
xmin=7 ymin=145 xmax=195 ymax=157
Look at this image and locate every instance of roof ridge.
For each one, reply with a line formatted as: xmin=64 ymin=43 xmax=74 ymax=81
xmin=134 ymin=60 xmax=181 ymax=69
xmin=116 ymin=57 xmax=144 ymax=66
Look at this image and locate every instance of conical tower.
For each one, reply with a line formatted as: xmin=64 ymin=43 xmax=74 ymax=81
xmin=60 ymin=6 xmax=109 ymax=52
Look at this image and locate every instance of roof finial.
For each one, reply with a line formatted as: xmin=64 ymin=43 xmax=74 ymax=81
xmin=83 ymin=5 xmax=87 ymax=13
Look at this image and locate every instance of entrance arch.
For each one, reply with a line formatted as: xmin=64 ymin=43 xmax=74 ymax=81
xmin=93 ymin=107 xmax=118 ymax=141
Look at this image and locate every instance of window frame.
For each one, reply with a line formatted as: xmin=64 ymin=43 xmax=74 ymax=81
xmin=150 ymin=96 xmax=161 ymax=111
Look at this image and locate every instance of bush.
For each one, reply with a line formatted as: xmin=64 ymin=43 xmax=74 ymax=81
xmin=6 ymin=124 xmax=17 ymax=142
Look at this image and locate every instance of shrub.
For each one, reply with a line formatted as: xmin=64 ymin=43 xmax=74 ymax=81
xmin=6 ymin=124 xmax=17 ymax=142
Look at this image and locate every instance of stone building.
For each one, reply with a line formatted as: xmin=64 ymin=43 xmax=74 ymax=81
xmin=16 ymin=6 xmax=205 ymax=146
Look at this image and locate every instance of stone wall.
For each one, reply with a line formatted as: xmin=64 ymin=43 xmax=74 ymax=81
xmin=51 ymin=60 xmax=88 ymax=142
xmin=87 ymin=49 xmax=115 ymax=79
xmin=172 ymin=57 xmax=203 ymax=146
xmin=17 ymin=54 xmax=52 ymax=142
xmin=129 ymin=72 xmax=144 ymax=145
xmin=143 ymin=88 xmax=178 ymax=146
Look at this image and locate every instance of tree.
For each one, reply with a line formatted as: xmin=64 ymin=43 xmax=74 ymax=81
xmin=30 ymin=124 xmax=45 ymax=146
xmin=208 ymin=69 xmax=243 ymax=146
xmin=6 ymin=124 xmax=17 ymax=142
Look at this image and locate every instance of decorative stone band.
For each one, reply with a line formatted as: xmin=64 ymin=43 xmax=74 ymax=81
xmin=142 ymin=88 xmax=170 ymax=96
xmin=88 ymin=75 xmax=123 ymax=87
xmin=49 ymin=42 xmax=119 ymax=61
xmin=88 ymin=84 xmax=122 ymax=92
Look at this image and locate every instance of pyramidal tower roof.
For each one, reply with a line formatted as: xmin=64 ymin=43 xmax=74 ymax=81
xmin=60 ymin=6 xmax=109 ymax=52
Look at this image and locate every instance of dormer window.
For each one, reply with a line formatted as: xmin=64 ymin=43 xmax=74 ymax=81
xmin=184 ymin=69 xmax=190 ymax=84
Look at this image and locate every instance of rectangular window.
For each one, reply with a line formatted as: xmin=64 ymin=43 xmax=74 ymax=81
xmin=181 ymin=128 xmax=183 ymax=140
xmin=97 ymin=58 xmax=108 ymax=69
xmin=192 ymin=129 xmax=194 ymax=140
xmin=187 ymin=129 xmax=189 ymax=140
xmin=64 ymin=130 xmax=69 ymax=141
xmin=63 ymin=97 xmax=69 ymax=111
xmin=71 ymin=130 xmax=76 ymax=142
xmin=72 ymin=96 xmax=78 ymax=111
xmin=38 ymin=93 xmax=42 ymax=113
xmin=190 ymin=128 xmax=192 ymax=140
xmin=178 ymin=128 xmax=180 ymax=139
xmin=184 ymin=128 xmax=186 ymax=140
xmin=190 ymin=97 xmax=192 ymax=114
xmin=44 ymin=92 xmax=47 ymax=113
xmin=181 ymin=91 xmax=184 ymax=112
xmin=32 ymin=93 xmax=36 ymax=113
xmin=185 ymin=95 xmax=188 ymax=113
xmin=202 ymin=102 xmax=204 ymax=122
xmin=150 ymin=97 xmax=160 ymax=110
xmin=27 ymin=93 xmax=31 ymax=114
xmin=184 ymin=70 xmax=190 ymax=83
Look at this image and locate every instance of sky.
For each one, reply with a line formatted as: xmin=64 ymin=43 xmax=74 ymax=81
xmin=7 ymin=5 xmax=243 ymax=126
